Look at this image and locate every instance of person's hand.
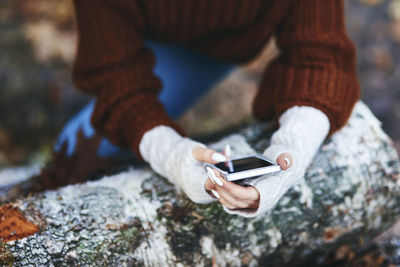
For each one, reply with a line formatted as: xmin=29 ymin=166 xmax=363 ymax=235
xmin=140 ymin=105 xmax=329 ymax=216
xmin=204 ymin=168 xmax=260 ymax=210
xmin=204 ymin=106 xmax=330 ymax=217
xmin=191 ymin=145 xmax=228 ymax=166
xmin=139 ymin=125 xmax=228 ymax=203
xmin=204 ymin=152 xmax=293 ymax=211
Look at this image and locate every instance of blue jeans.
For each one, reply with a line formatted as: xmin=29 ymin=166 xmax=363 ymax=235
xmin=54 ymin=41 xmax=236 ymax=157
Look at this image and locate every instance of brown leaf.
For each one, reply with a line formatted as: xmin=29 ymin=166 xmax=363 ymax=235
xmin=0 ymin=204 xmax=39 ymax=242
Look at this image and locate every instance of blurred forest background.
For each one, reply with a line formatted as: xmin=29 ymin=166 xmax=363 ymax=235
xmin=0 ymin=0 xmax=400 ymax=166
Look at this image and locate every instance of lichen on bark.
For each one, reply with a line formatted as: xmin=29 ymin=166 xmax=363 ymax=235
xmin=1 ymin=102 xmax=400 ymax=266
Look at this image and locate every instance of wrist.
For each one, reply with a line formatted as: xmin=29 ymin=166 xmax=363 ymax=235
xmin=139 ymin=125 xmax=183 ymax=163
xmin=274 ymin=106 xmax=329 ymax=147
xmin=267 ymin=106 xmax=330 ymax=167
xmin=139 ymin=125 xmax=214 ymax=204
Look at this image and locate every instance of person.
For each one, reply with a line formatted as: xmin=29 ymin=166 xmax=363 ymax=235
xmin=51 ymin=0 xmax=359 ymax=217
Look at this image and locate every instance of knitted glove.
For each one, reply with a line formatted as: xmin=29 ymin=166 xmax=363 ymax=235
xmin=223 ymin=106 xmax=330 ymax=217
xmin=139 ymin=126 xmax=216 ymax=204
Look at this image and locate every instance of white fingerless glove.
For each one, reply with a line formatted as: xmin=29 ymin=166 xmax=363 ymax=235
xmin=224 ymin=106 xmax=330 ymax=217
xmin=139 ymin=126 xmax=215 ymax=203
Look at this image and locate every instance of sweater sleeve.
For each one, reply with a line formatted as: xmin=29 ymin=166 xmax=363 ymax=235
xmin=253 ymin=0 xmax=360 ymax=135
xmin=72 ymin=0 xmax=184 ymax=157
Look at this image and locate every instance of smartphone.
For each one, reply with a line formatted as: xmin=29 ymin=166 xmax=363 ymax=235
xmin=210 ymin=155 xmax=281 ymax=182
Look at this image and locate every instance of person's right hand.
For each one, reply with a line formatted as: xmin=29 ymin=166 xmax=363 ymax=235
xmin=139 ymin=125 xmax=227 ymax=203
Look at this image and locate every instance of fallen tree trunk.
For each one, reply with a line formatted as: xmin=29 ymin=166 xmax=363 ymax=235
xmin=1 ymin=102 xmax=400 ymax=266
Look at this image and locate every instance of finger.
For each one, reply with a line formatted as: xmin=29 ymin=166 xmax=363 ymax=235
xmin=206 ymin=167 xmax=225 ymax=187
xmin=216 ymin=180 xmax=259 ymax=202
xmin=204 ymin=178 xmax=216 ymax=192
xmin=223 ymin=144 xmax=231 ymax=159
xmin=215 ymin=187 xmax=250 ymax=209
xmin=211 ymin=189 xmax=220 ymax=199
xmin=277 ymin=152 xmax=293 ymax=170
xmin=217 ymin=196 xmax=236 ymax=210
xmin=211 ymin=169 xmax=259 ymax=202
xmin=192 ymin=146 xmax=227 ymax=163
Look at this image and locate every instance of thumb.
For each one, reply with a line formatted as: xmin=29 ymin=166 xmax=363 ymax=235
xmin=192 ymin=146 xmax=227 ymax=164
xmin=276 ymin=152 xmax=293 ymax=170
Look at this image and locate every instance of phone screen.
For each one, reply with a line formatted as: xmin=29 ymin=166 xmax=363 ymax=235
xmin=214 ymin=156 xmax=274 ymax=174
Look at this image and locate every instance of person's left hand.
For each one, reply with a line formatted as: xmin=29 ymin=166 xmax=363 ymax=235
xmin=204 ymin=106 xmax=329 ymax=216
xmin=204 ymin=152 xmax=293 ymax=211
xmin=205 ymin=169 xmax=260 ymax=210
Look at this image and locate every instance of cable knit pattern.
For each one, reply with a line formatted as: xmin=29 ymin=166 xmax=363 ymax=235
xmin=139 ymin=126 xmax=215 ymax=204
xmin=72 ymin=0 xmax=359 ymax=157
xmin=223 ymin=106 xmax=330 ymax=217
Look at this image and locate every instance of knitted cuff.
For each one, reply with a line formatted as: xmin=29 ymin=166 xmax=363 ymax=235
xmin=270 ymin=105 xmax=330 ymax=166
xmin=122 ymin=101 xmax=186 ymax=160
xmin=139 ymin=126 xmax=215 ymax=204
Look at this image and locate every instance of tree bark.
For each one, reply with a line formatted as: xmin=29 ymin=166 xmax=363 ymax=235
xmin=1 ymin=102 xmax=400 ymax=266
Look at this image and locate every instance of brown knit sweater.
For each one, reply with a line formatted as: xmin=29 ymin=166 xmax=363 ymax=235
xmin=73 ymin=0 xmax=360 ymax=157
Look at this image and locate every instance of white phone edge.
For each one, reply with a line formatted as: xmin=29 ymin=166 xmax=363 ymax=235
xmin=207 ymin=154 xmax=281 ymax=182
